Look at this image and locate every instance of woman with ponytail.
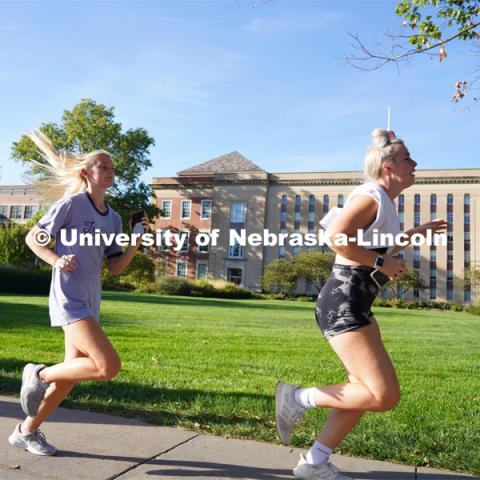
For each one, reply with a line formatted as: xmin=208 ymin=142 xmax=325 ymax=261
xmin=8 ymin=131 xmax=148 ymax=456
xmin=275 ymin=129 xmax=447 ymax=480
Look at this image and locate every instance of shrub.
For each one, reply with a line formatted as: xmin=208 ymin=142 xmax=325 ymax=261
xmin=156 ymin=276 xmax=192 ymax=296
xmin=449 ymin=303 xmax=464 ymax=312
xmin=0 ymin=266 xmax=51 ymax=295
xmin=465 ymin=303 xmax=480 ymax=315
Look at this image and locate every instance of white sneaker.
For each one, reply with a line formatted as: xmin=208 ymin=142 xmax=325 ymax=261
xmin=8 ymin=424 xmax=57 ymax=456
xmin=293 ymin=455 xmax=353 ymax=480
xmin=275 ymin=381 xmax=305 ymax=445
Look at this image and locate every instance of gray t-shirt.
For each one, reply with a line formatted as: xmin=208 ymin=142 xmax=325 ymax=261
xmin=37 ymin=192 xmax=123 ymax=326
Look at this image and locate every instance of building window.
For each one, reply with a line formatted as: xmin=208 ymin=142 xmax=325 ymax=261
xmin=308 ymin=212 xmax=315 ymax=223
xmin=10 ymin=205 xmax=22 ymax=219
xmin=200 ymin=199 xmax=212 ymax=219
xmin=398 ymin=212 xmax=405 ymax=223
xmin=227 ymin=267 xmax=242 ymax=285
xmin=294 ymin=211 xmax=301 ymax=223
xmin=0 ymin=205 xmax=8 ymax=216
xmin=156 ymin=231 xmax=168 ymax=252
xmin=447 ymin=212 xmax=454 ymax=223
xmin=430 ymin=211 xmax=437 ymax=221
xmin=447 ymin=252 xmax=454 ymax=262
xmin=430 ymin=288 xmax=437 ymax=300
xmin=465 ymin=251 xmax=470 ymax=263
xmin=337 ymin=194 xmax=344 ymax=208
xmin=281 ymin=210 xmax=287 ymax=223
xmin=414 ymin=194 xmax=420 ymax=205
xmin=447 ymin=194 xmax=453 ymax=205
xmin=176 ymin=261 xmax=187 ymax=277
xmin=464 ymin=290 xmax=471 ymax=303
xmin=279 ymin=246 xmax=286 ymax=258
xmin=178 ymin=231 xmax=189 ymax=253
xmin=305 ymin=279 xmax=313 ymax=295
xmin=464 ymin=213 xmax=470 ymax=224
xmin=293 ymin=246 xmax=300 ymax=256
xmin=414 ymin=212 xmax=420 ymax=225
xmin=281 ymin=194 xmax=288 ymax=207
xmin=465 ymin=231 xmax=470 ymax=243
xmin=229 ymin=241 xmax=244 ymax=258
xmin=180 ymin=200 xmax=192 ymax=220
xmin=308 ymin=195 xmax=315 ymax=208
xmin=413 ymin=288 xmax=420 ymax=299
xmin=231 ymin=201 xmax=246 ymax=223
xmin=447 ymin=289 xmax=454 ymax=301
xmin=24 ymin=205 xmax=37 ymax=219
xmin=160 ymin=200 xmax=172 ymax=218
xmin=447 ymin=232 xmax=454 ymax=242
xmin=413 ymin=249 xmax=421 ymax=262
xmin=295 ymin=195 xmax=301 ymax=208
xmin=397 ymin=251 xmax=405 ymax=259
xmin=196 ymin=262 xmax=208 ymax=279
xmin=430 ymin=194 xmax=437 ymax=205
xmin=447 ymin=271 xmax=454 ymax=281
xmin=198 ymin=231 xmax=210 ymax=253
xmin=430 ymin=250 xmax=436 ymax=261
xmin=430 ymin=269 xmax=437 ymax=280
xmin=464 ymin=193 xmax=470 ymax=205
xmin=322 ymin=194 xmax=329 ymax=214
xmin=398 ymin=194 xmax=404 ymax=205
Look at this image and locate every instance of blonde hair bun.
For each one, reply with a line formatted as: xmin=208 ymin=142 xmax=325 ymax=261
xmin=371 ymin=128 xmax=391 ymax=148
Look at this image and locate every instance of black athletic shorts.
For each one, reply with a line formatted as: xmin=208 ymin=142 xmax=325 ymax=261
xmin=315 ymin=264 xmax=380 ymax=340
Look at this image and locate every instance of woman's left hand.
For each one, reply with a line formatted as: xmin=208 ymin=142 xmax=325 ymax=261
xmin=408 ymin=219 xmax=448 ymax=238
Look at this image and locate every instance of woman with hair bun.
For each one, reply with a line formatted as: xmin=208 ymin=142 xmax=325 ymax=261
xmin=275 ymin=129 xmax=447 ymax=480
xmin=8 ymin=131 xmax=148 ymax=456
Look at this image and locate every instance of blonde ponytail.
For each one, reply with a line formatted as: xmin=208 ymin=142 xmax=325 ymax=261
xmin=25 ymin=130 xmax=110 ymax=202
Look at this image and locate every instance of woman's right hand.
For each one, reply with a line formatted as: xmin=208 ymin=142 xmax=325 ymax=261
xmin=54 ymin=254 xmax=78 ymax=272
xmin=380 ymin=255 xmax=406 ymax=280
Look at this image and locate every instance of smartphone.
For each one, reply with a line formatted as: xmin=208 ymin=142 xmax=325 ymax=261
xmin=131 ymin=210 xmax=146 ymax=234
xmin=370 ymin=269 xmax=390 ymax=289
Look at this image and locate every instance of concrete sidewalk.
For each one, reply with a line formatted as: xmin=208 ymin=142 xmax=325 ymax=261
xmin=0 ymin=396 xmax=477 ymax=480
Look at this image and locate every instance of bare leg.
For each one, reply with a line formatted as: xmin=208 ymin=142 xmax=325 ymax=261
xmin=21 ymin=335 xmax=85 ymax=433
xmin=39 ymin=317 xmax=121 ymax=384
xmin=315 ymin=317 xmax=399 ymax=449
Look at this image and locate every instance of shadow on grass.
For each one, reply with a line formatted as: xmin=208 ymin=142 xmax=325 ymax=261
xmin=1 ymin=357 xmax=272 ymax=431
xmin=0 ymin=299 xmax=50 ymax=329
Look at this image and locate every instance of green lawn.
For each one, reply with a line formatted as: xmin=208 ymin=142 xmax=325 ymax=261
xmin=1 ymin=292 xmax=479 ymax=474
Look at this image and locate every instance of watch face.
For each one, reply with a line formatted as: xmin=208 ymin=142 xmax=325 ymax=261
xmin=370 ymin=270 xmax=389 ymax=288
xmin=375 ymin=256 xmax=384 ymax=268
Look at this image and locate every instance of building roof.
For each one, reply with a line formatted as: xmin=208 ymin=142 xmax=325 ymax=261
xmin=177 ymin=151 xmax=265 ymax=176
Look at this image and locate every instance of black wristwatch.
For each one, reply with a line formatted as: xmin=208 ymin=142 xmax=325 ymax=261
xmin=374 ymin=255 xmax=384 ymax=269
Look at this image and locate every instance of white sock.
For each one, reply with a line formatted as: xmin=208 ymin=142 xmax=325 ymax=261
xmin=294 ymin=387 xmax=318 ymax=409
xmin=305 ymin=441 xmax=332 ymax=465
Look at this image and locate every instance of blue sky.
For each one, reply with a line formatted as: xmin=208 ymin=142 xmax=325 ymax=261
xmin=0 ymin=0 xmax=477 ymax=186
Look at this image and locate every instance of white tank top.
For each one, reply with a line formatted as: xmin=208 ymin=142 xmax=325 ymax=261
xmin=345 ymin=182 xmax=401 ymax=253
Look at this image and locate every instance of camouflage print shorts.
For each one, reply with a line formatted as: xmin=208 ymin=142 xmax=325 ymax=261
xmin=315 ymin=264 xmax=379 ymax=340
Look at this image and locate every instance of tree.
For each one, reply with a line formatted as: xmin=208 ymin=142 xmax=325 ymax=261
xmin=384 ymin=268 xmax=428 ymax=298
xmin=122 ymin=251 xmax=156 ymax=286
xmin=292 ymin=251 xmax=335 ymax=294
xmin=11 ymin=99 xmax=157 ymax=225
xmin=346 ymin=0 xmax=480 ymax=104
xmin=462 ymin=265 xmax=480 ymax=299
xmin=0 ymin=223 xmax=36 ymax=266
xmin=261 ymin=258 xmax=298 ymax=297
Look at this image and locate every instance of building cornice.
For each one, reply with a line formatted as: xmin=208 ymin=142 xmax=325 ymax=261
xmin=151 ymin=175 xmax=480 ymax=190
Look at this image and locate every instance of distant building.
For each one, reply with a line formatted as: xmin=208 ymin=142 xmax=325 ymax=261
xmin=0 ymin=185 xmax=43 ymax=227
xmin=152 ymin=151 xmax=480 ymax=303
